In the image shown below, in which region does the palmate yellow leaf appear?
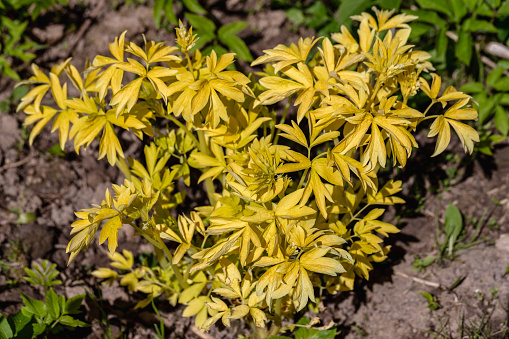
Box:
[294,267,315,311]
[339,113,373,153]
[419,73,441,100]
[98,215,122,254]
[257,76,304,105]
[364,122,386,168]
[366,179,405,205]
[276,188,316,219]
[276,150,311,174]
[25,106,57,146]
[310,130,340,149]
[109,249,134,270]
[438,86,470,105]
[98,123,124,166]
[276,121,308,148]
[50,73,67,110]
[251,37,319,73]
[183,296,210,317]
[448,119,479,154]
[428,115,451,157]
[229,305,249,319]
[110,77,144,116]
[249,308,267,328]
[300,248,345,276]
[51,109,78,150]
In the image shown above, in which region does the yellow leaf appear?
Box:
[99,215,123,254]
[428,115,450,157]
[447,119,479,154]
[110,77,144,116]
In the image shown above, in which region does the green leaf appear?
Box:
[338,0,373,29]
[186,13,216,32]
[0,57,20,81]
[436,28,448,57]
[405,10,447,28]
[45,288,60,320]
[183,0,207,14]
[218,21,249,38]
[409,23,432,40]
[0,315,13,339]
[493,77,509,92]
[462,0,477,10]
[463,19,498,33]
[65,294,85,315]
[47,144,65,157]
[451,0,467,22]
[377,0,402,10]
[7,311,33,337]
[295,326,337,339]
[19,292,46,318]
[419,292,441,310]
[460,82,485,93]
[443,204,463,255]
[265,336,292,339]
[500,93,509,105]
[58,315,88,327]
[219,35,253,62]
[486,0,500,9]
[16,212,36,224]
[153,0,165,29]
[487,68,504,88]
[494,105,509,136]
[164,0,177,25]
[305,2,330,29]
[285,8,305,26]
[475,92,499,124]
[455,31,473,66]
[498,60,509,70]
[499,1,509,16]
[12,85,28,100]
[416,0,452,16]
[32,323,46,336]
[476,2,495,16]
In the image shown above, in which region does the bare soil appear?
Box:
[1,1,508,338]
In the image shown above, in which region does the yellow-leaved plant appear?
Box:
[18,9,479,337]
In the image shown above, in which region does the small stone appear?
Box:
[495,234,509,252]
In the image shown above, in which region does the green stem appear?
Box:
[273,95,293,144]
[423,101,437,116]
[267,298,283,336]
[167,115,200,146]
[131,223,189,289]
[197,130,217,205]
[297,167,310,190]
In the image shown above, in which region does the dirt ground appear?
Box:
[0,1,508,338]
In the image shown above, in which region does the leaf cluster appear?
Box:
[0,260,87,339]
[0,0,68,80]
[17,7,479,337]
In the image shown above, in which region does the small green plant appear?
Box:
[419,292,441,310]
[23,260,62,294]
[0,260,87,339]
[0,0,68,81]
[265,316,337,339]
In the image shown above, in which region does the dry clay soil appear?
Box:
[0,1,508,338]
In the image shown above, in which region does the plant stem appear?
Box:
[273,95,293,144]
[297,167,310,190]
[167,115,200,146]
[131,223,189,289]
[197,130,217,205]
[267,298,283,337]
